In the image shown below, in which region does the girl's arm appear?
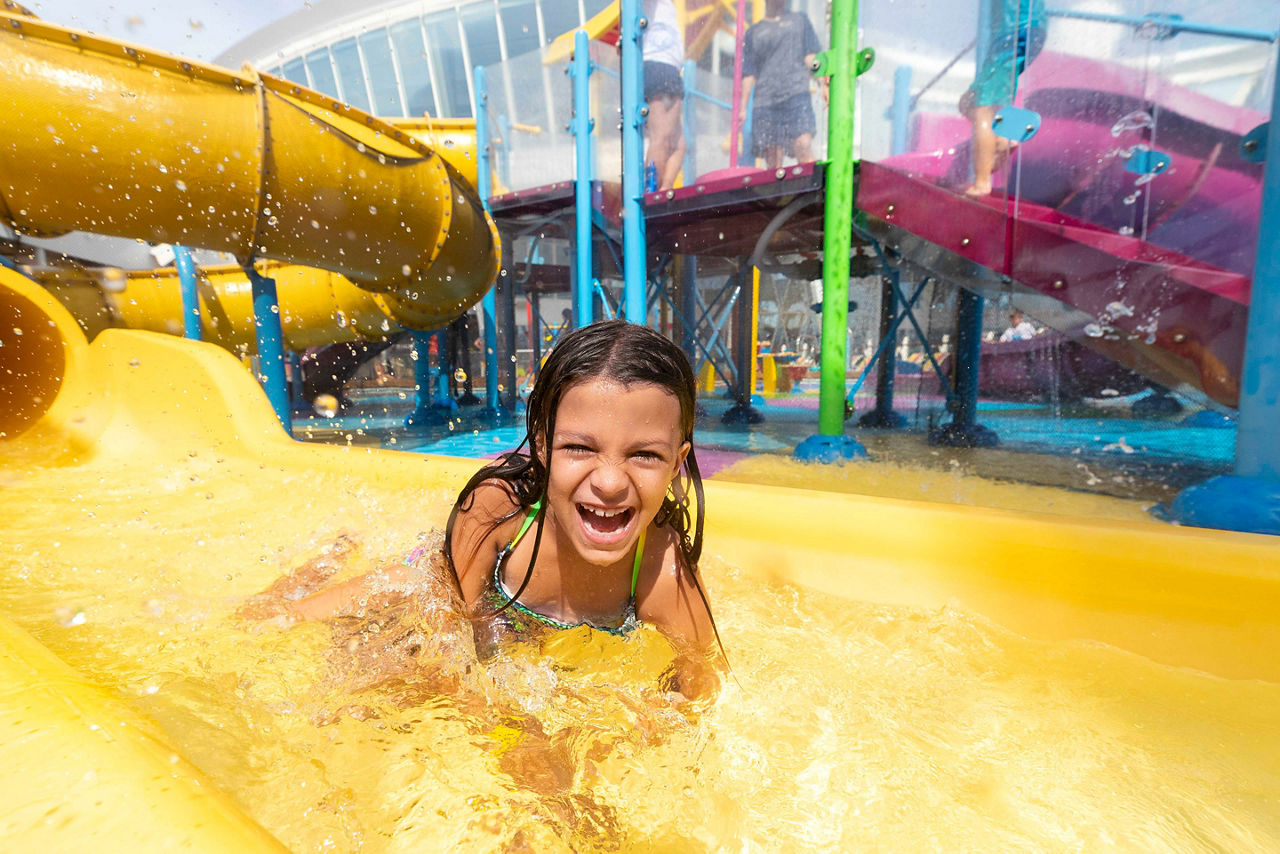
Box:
[279,563,418,622]
[636,532,723,700]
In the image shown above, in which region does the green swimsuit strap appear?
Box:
[508,499,646,599]
[508,499,543,550]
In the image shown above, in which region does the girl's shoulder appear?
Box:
[450,478,525,605]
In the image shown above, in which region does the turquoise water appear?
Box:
[292,389,1235,477]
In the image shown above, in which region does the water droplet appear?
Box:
[453,368,467,383]
[1084,323,1104,338]
[174,179,187,192]
[55,606,86,627]
[312,394,339,418]
[1110,110,1154,137]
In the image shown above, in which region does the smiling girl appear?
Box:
[446,319,723,699]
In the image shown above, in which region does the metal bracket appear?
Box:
[992,106,1041,143]
[1124,145,1171,175]
[1242,122,1268,163]
[810,47,875,78]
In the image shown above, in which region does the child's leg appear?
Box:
[659,100,686,190]
[791,132,814,164]
[650,96,680,190]
[967,103,999,196]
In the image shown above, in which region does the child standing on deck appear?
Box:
[643,0,687,191]
[739,0,827,169]
[245,320,724,701]
[960,0,1047,196]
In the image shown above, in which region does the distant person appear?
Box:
[999,310,1037,341]
[739,0,826,169]
[961,0,1046,196]
[643,0,686,191]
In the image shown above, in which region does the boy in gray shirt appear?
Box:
[739,0,826,168]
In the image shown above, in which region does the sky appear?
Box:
[25,0,307,61]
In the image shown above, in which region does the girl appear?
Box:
[246,320,723,700]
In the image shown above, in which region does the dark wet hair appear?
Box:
[444,319,715,637]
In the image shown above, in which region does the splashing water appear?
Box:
[0,449,1277,850]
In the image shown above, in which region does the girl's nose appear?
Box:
[589,458,628,496]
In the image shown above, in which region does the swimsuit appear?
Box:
[490,501,645,637]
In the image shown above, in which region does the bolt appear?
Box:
[1243,139,1259,152]
[1052,278,1065,289]
[960,237,971,246]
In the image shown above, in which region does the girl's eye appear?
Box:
[631,451,664,462]
[560,444,593,455]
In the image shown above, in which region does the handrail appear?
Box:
[1044,9,1277,44]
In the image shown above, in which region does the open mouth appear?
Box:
[576,503,635,541]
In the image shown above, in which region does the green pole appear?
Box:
[817,0,857,436]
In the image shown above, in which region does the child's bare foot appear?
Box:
[964,181,993,197]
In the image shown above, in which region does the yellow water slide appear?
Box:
[4,255,1280,847]
[0,8,499,345]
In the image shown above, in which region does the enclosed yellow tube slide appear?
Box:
[0,8,499,335]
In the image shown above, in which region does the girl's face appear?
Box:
[543,378,689,567]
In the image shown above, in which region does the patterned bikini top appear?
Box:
[489,501,644,636]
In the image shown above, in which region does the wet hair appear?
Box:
[444,319,716,640]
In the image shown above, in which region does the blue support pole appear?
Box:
[244,265,291,436]
[572,30,596,329]
[620,0,647,322]
[474,64,506,419]
[407,331,434,426]
[173,245,201,341]
[433,329,457,413]
[889,65,913,156]
[1167,65,1280,534]
[930,288,997,447]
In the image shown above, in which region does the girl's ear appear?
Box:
[533,432,549,466]
[674,440,691,477]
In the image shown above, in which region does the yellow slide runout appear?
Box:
[0,613,288,852]
[0,9,499,331]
